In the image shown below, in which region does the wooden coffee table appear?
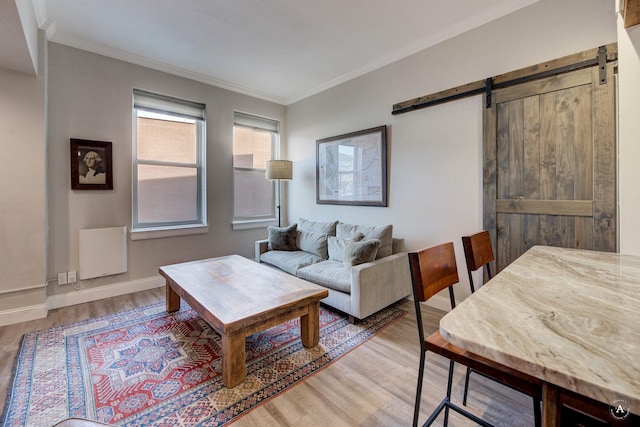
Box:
[159,254,328,388]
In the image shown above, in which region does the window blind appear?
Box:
[133,89,205,120]
[234,112,279,133]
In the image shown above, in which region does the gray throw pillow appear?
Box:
[336,222,393,259]
[297,230,329,258]
[268,223,298,251]
[343,238,380,267]
[328,232,366,262]
[298,218,339,235]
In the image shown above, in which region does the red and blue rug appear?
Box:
[1,301,405,426]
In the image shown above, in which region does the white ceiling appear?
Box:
[7,0,540,105]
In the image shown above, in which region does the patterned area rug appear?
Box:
[1,301,405,426]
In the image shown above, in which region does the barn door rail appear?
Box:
[391,43,617,115]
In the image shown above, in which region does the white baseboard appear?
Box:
[46,276,165,310]
[406,294,452,313]
[0,277,164,326]
[0,304,48,327]
[424,294,452,312]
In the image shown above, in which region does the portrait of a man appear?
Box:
[79,149,106,184]
[70,139,113,190]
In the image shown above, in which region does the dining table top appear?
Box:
[440,245,640,413]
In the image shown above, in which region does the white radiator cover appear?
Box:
[78,226,128,280]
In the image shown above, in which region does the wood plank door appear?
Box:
[483,63,616,272]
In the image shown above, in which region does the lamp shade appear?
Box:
[266,160,292,180]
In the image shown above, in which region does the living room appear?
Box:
[1,0,640,425]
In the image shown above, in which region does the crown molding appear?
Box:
[35,0,540,106]
[49,33,289,105]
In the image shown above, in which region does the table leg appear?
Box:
[300,301,320,347]
[542,382,559,427]
[166,281,180,312]
[222,331,246,388]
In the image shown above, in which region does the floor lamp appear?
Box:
[266,160,292,227]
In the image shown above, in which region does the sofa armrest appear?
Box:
[255,239,270,262]
[349,252,412,319]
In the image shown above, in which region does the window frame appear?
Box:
[232,112,280,230]
[131,90,207,240]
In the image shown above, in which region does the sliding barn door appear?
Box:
[483,63,616,272]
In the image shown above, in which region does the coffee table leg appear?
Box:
[300,301,321,347]
[222,331,246,388]
[166,281,181,312]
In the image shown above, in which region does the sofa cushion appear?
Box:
[268,223,298,251]
[343,239,380,267]
[297,260,351,293]
[336,222,393,259]
[297,230,328,259]
[261,250,323,276]
[298,218,338,235]
[327,232,365,262]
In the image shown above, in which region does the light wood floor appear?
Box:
[0,288,535,426]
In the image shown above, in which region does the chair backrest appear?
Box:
[461,230,494,293]
[408,242,459,303]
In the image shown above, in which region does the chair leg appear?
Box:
[443,360,455,426]
[413,349,427,427]
[533,398,542,427]
[418,356,496,427]
[462,367,472,405]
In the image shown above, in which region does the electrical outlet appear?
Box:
[58,272,67,285]
[68,271,76,283]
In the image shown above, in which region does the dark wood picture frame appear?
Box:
[316,125,387,206]
[70,139,113,190]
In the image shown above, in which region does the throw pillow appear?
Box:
[328,232,365,262]
[298,218,339,236]
[268,223,298,251]
[297,230,329,259]
[343,238,380,267]
[336,222,393,259]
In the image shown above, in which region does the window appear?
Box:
[233,112,279,227]
[132,90,206,238]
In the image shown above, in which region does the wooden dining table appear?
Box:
[439,245,640,426]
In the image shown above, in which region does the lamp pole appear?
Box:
[276,179,282,227]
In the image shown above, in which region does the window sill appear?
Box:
[232,218,278,230]
[130,224,208,240]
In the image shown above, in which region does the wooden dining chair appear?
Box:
[409,242,543,427]
[461,231,541,427]
[461,230,494,293]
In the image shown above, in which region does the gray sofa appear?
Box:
[255,218,412,321]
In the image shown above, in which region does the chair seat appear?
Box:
[424,331,543,400]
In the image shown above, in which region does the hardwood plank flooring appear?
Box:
[0,289,534,426]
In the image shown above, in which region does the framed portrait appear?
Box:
[316,125,387,206]
[70,139,113,190]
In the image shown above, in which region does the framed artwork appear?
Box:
[70,139,113,190]
[316,125,387,206]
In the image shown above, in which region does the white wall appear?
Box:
[618,12,640,255]
[286,0,617,306]
[0,66,47,314]
[46,44,285,297]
